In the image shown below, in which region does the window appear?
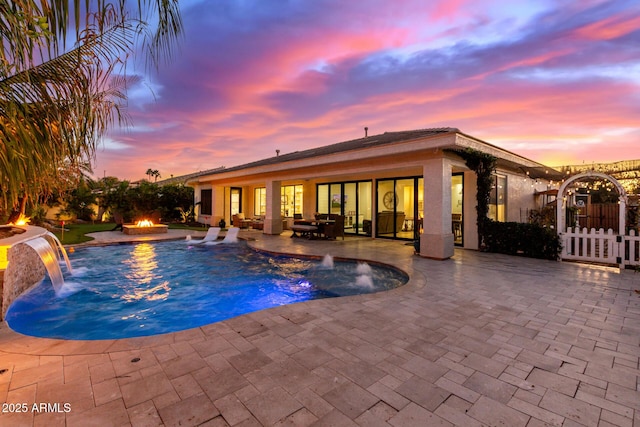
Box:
[281,185,302,217]
[230,187,242,216]
[200,189,212,215]
[254,188,266,216]
[489,175,507,222]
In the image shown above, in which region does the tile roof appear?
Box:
[187,127,459,181]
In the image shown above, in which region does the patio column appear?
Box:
[420,158,454,259]
[212,186,225,226]
[264,180,283,235]
[463,170,478,250]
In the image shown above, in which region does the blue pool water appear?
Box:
[6,240,407,340]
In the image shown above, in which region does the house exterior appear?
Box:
[186,128,557,259]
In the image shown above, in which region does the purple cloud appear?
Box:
[96,0,640,179]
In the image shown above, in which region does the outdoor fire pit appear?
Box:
[122,220,168,235]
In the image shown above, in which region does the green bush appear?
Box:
[483,221,562,260]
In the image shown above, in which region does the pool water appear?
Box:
[6,240,407,340]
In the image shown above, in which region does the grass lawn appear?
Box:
[52,223,115,245]
[51,223,208,245]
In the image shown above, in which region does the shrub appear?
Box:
[483,221,561,260]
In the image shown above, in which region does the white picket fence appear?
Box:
[561,227,640,267]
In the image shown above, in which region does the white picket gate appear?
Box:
[624,230,640,266]
[561,227,640,267]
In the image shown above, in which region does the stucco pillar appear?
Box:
[303,181,315,217]
[420,158,454,259]
[463,171,479,250]
[212,186,226,226]
[264,180,283,234]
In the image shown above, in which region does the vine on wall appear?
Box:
[446,148,497,248]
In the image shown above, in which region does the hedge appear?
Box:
[482,221,562,260]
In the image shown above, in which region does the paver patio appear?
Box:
[0,229,638,426]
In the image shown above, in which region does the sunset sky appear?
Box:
[94,0,640,181]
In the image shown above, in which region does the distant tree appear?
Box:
[144,169,161,182]
[60,177,97,221]
[93,176,122,221]
[101,179,134,222]
[158,184,194,222]
[129,181,160,218]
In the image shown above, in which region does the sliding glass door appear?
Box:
[452,173,464,245]
[316,181,372,235]
[376,177,423,240]
[230,187,242,216]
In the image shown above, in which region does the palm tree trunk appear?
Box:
[19,195,28,215]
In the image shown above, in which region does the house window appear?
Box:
[489,175,507,222]
[200,189,212,215]
[254,187,266,216]
[230,187,242,216]
[281,185,302,217]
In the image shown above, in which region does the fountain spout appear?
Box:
[320,254,334,269]
[22,232,72,294]
[24,237,65,293]
[44,232,73,275]
[1,226,74,319]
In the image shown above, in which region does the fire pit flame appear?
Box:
[9,213,30,226]
[136,219,154,227]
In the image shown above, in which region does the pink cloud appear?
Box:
[93,0,640,180]
[574,11,640,40]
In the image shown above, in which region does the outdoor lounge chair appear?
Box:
[205,227,240,245]
[186,227,220,244]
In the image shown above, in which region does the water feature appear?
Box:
[354,262,374,289]
[356,262,373,275]
[23,233,72,294]
[43,232,73,275]
[6,241,407,340]
[320,254,334,269]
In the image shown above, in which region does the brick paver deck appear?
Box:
[0,229,638,426]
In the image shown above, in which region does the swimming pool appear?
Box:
[6,240,407,340]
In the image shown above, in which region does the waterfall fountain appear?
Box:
[0,226,72,319]
[44,232,73,274]
[24,233,72,294]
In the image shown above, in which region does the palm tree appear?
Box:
[0,1,182,217]
[145,168,161,182]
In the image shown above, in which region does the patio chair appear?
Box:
[186,227,220,244]
[205,227,240,245]
[232,213,252,229]
[323,215,345,240]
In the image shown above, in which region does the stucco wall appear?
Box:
[502,170,549,223]
[1,243,45,320]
